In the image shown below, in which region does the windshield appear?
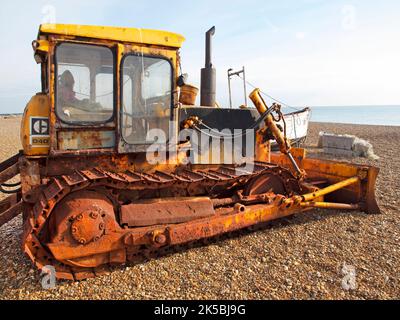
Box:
[56,43,114,123]
[121,55,172,144]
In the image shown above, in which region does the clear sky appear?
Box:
[0,0,399,113]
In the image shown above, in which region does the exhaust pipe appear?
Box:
[201,26,216,107]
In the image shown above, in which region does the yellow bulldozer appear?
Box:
[0,24,380,280]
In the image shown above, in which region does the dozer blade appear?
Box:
[271,148,381,214]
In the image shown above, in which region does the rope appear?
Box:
[192,106,278,139]
[275,106,290,150]
[235,73,310,146]
[236,74,300,111]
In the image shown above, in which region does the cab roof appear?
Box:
[39,24,185,48]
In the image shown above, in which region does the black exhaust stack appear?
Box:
[201,26,216,107]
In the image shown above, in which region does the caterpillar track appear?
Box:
[22,162,301,280]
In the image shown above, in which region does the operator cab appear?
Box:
[22,24,184,156]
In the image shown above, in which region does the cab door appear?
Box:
[118,46,178,154]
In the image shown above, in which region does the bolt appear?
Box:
[71,226,78,234]
[234,203,246,213]
[90,212,99,219]
[154,234,167,245]
[79,238,86,245]
[294,196,302,205]
[99,223,105,230]
[76,214,84,221]
[93,236,100,242]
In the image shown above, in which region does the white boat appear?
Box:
[272,107,312,149]
[225,68,311,149]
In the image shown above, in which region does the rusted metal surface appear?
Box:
[58,130,115,151]
[48,200,302,260]
[271,152,380,214]
[244,172,288,196]
[255,130,270,162]
[0,152,21,172]
[0,163,19,185]
[0,194,18,216]
[46,190,124,267]
[0,201,22,227]
[19,157,41,203]
[300,202,360,210]
[249,89,304,178]
[167,202,297,245]
[249,89,291,154]
[18,154,381,280]
[302,176,360,202]
[120,197,215,227]
[12,26,381,282]
[179,85,199,105]
[364,166,381,214]
[22,162,300,278]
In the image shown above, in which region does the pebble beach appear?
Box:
[0,116,399,300]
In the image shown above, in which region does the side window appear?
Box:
[122,75,133,137]
[56,43,114,123]
[58,65,90,101]
[142,60,172,100]
[95,73,114,109]
[121,55,172,145]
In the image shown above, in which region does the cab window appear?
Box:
[56,43,114,123]
[121,55,172,144]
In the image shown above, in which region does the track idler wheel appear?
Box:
[244,173,286,196]
[243,169,301,197]
[47,190,124,268]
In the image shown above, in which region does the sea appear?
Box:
[306,106,400,126]
[1,106,400,126]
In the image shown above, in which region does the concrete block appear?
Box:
[321,134,355,150]
[317,131,325,148]
[320,132,379,160]
[323,147,354,157]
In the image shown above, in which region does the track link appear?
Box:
[22,162,300,280]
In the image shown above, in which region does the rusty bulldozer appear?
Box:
[0,24,380,280]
